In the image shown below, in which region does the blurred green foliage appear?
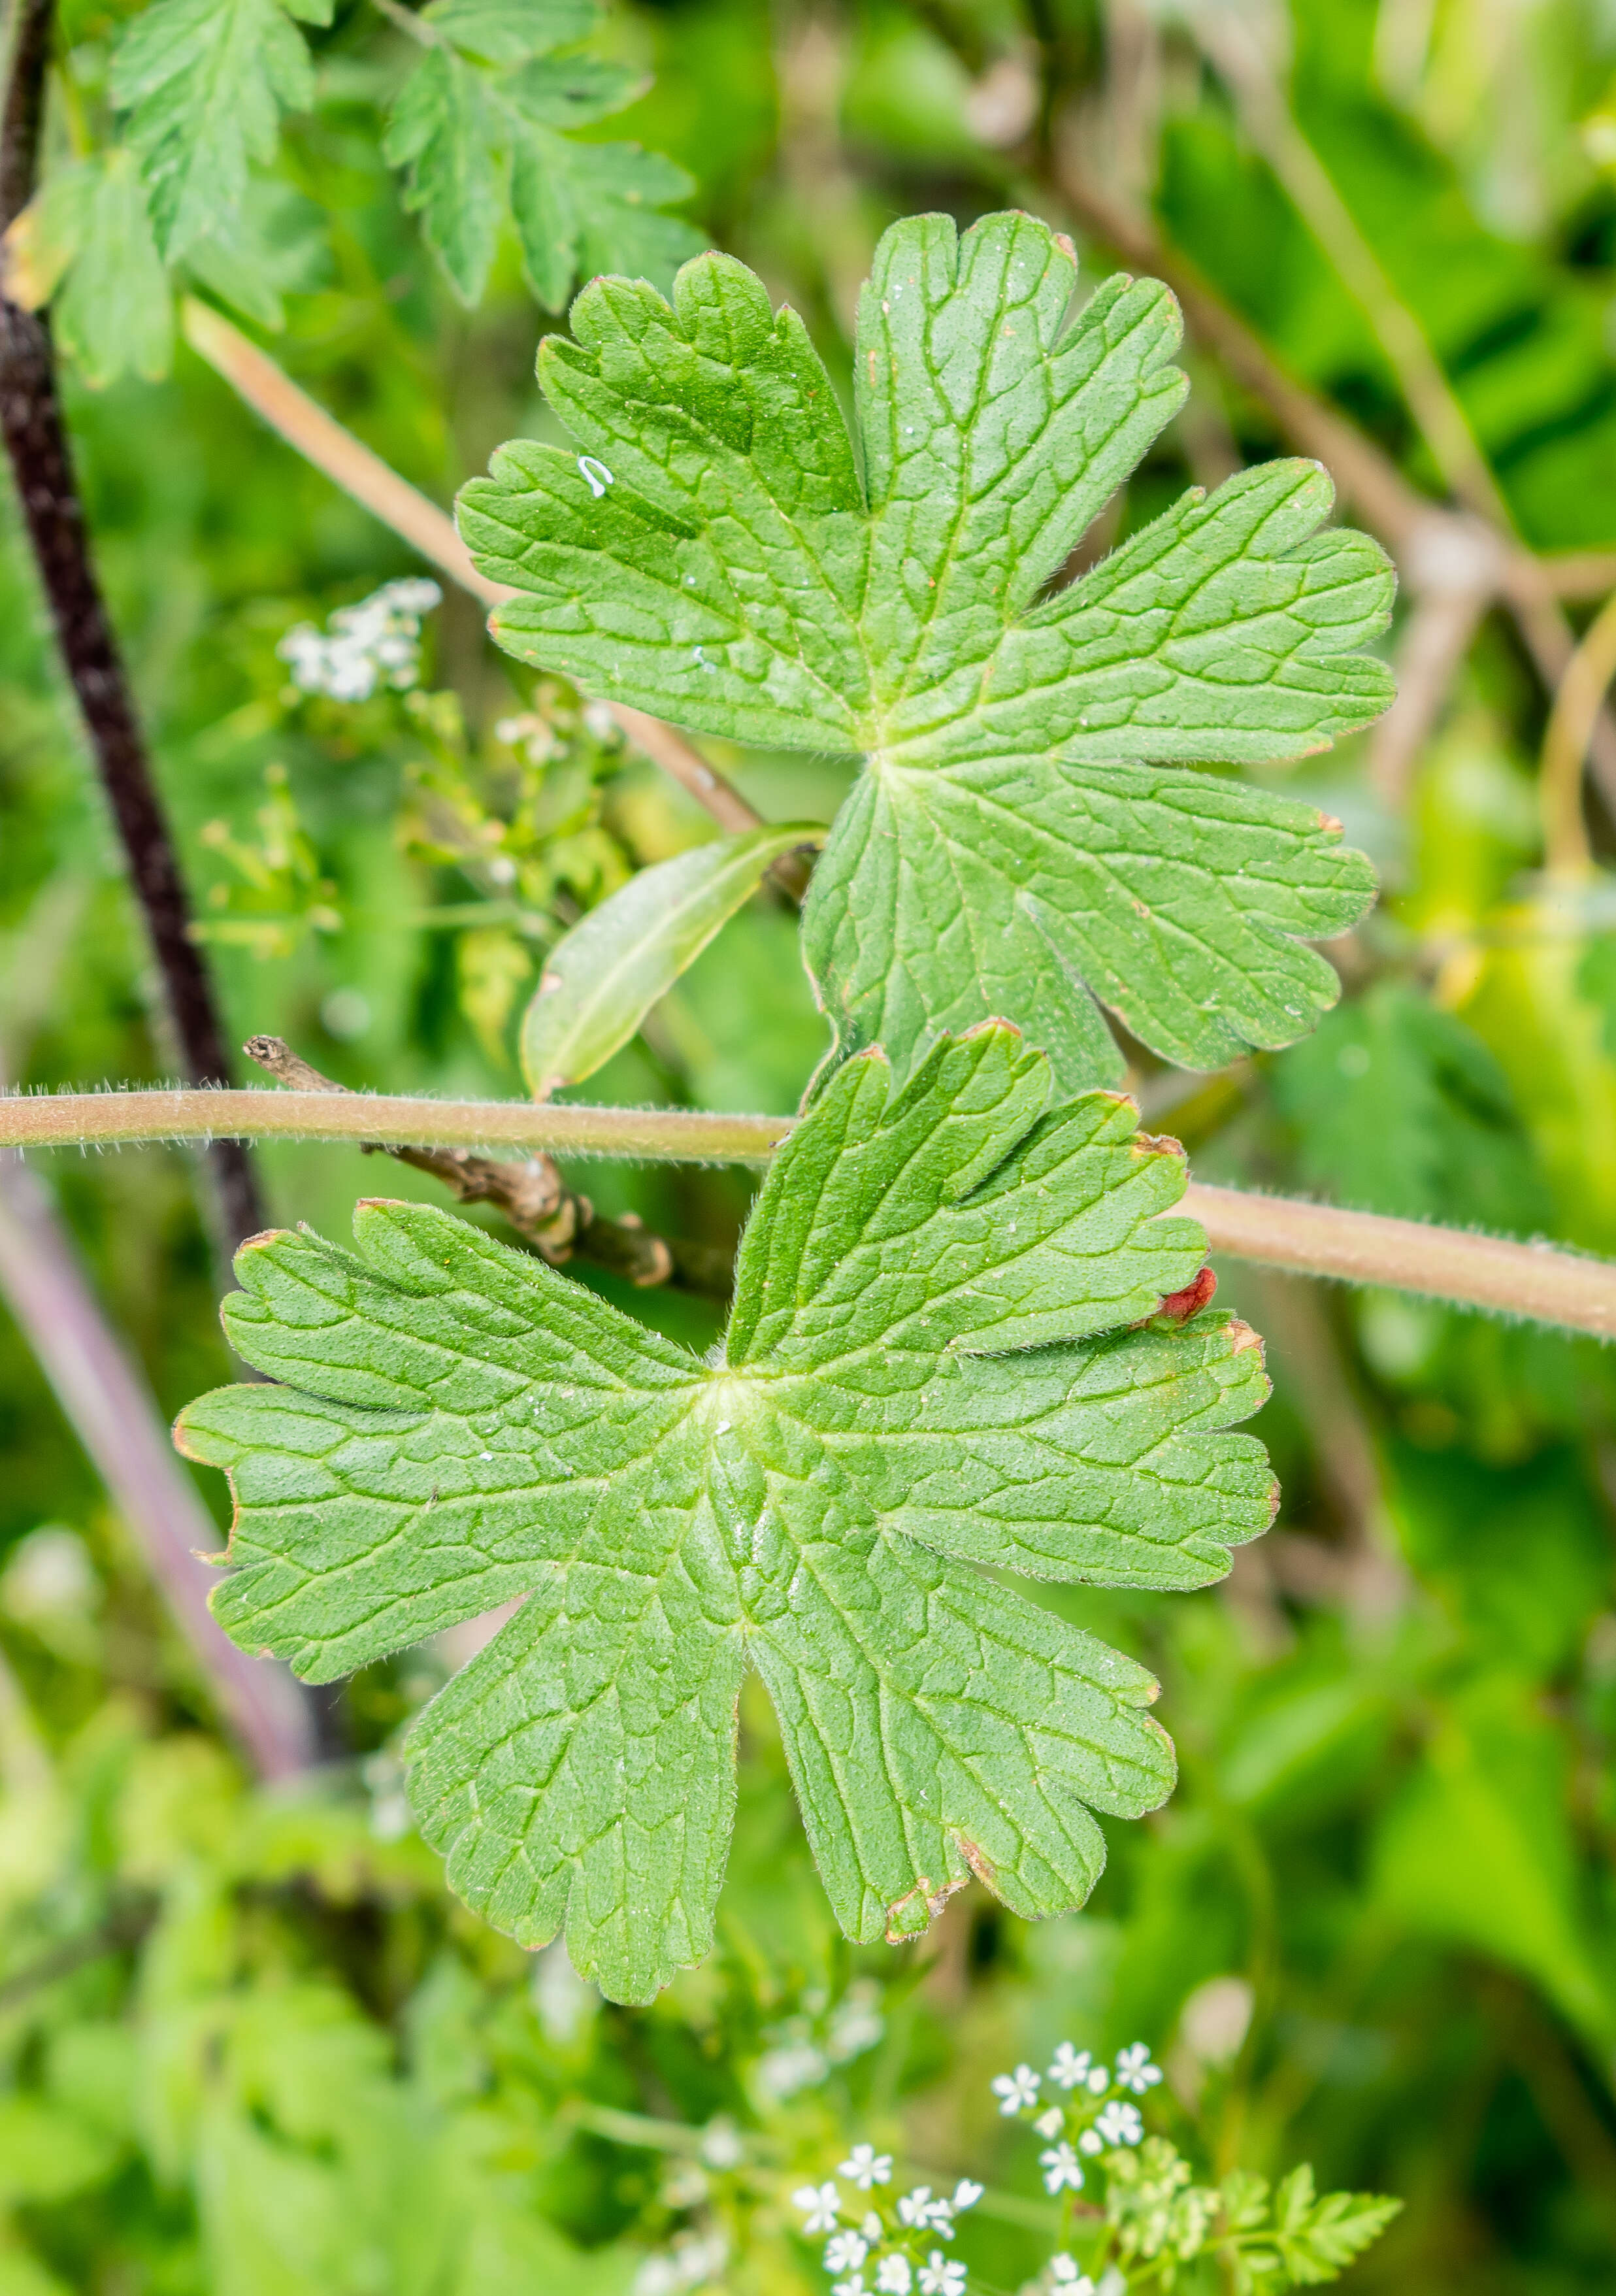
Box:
[3,0,1616,2290]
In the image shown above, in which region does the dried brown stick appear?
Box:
[242,1037,734,1301]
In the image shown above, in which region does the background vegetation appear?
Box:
[2,0,1616,2289]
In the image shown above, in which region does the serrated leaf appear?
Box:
[422,0,595,65]
[459,209,1391,1090]
[386,42,700,309]
[110,0,320,261]
[520,822,822,1097]
[504,125,704,311]
[1,152,172,388]
[177,1024,1275,2002]
[1264,2165,1402,2284]
[384,46,504,305]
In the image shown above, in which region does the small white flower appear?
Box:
[832,2278,866,2296]
[899,2186,953,2231]
[991,2063,1042,2114]
[1114,2044,1163,2095]
[876,2261,914,2295]
[1040,2143,1085,2195]
[1047,2042,1093,2091]
[794,2182,842,2234]
[1095,2101,1144,2148]
[826,2233,870,2272]
[918,2254,967,2296]
[861,2214,884,2242]
[840,2145,893,2191]
[1085,2066,1110,2096]
[1049,2259,1095,2293]
[951,2180,983,2212]
[278,578,440,701]
[1078,2128,1104,2156]
[1034,2106,1065,2139]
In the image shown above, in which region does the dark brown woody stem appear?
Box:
[0,0,263,1252]
[242,1038,735,1301]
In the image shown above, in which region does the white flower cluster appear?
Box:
[990,2044,1159,2199]
[278,577,441,701]
[791,2161,983,2295]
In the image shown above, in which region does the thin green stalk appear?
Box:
[0,1086,1611,1337]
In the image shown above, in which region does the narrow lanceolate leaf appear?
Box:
[177,1025,1276,2003]
[110,0,329,261]
[459,209,1391,1090]
[520,823,823,1098]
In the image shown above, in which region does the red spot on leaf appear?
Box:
[1155,1267,1217,1325]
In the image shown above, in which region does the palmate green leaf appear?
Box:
[110,0,331,263]
[1267,2167,1403,2287]
[177,1025,1276,2003]
[459,209,1391,1090]
[519,822,822,1097]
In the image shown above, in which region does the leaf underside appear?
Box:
[459,207,1391,1092]
[179,1025,1276,2003]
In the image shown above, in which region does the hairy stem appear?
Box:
[244,1036,734,1299]
[1,1086,1611,1337]
[176,299,812,897]
[0,10,263,1251]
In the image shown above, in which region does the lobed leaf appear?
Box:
[460,209,1393,1090]
[179,1025,1275,2003]
[384,2,702,310]
[110,0,326,261]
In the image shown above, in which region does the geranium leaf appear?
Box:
[459,209,1391,1089]
[177,1025,1275,2003]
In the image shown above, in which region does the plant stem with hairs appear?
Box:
[0,1082,1611,1339]
[243,1036,734,1300]
[0,0,263,1252]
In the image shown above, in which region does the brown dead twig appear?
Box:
[242,1037,734,1301]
